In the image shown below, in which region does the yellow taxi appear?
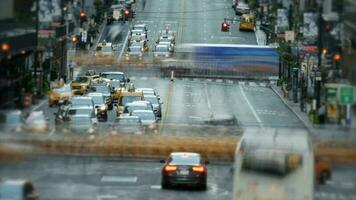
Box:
[239,14,255,31]
[113,84,144,116]
[70,76,92,95]
[48,84,72,107]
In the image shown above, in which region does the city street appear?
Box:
[0,156,355,200]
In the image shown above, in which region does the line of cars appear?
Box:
[51,71,162,134]
[125,24,176,62]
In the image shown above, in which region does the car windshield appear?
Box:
[69,117,91,125]
[53,85,71,93]
[92,86,110,93]
[71,99,92,106]
[144,96,159,105]
[119,96,142,106]
[132,111,155,120]
[156,46,168,52]
[169,154,201,165]
[74,77,89,83]
[101,73,124,81]
[68,109,92,116]
[101,46,112,53]
[117,118,141,125]
[89,95,104,104]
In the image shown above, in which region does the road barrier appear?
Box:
[1,135,356,163]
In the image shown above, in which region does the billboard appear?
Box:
[303,13,318,42]
[276,9,289,33]
[36,0,62,23]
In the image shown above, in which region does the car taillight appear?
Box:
[192,166,205,173]
[164,165,177,172]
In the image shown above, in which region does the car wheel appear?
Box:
[319,171,329,184]
[199,181,207,190]
[161,180,170,189]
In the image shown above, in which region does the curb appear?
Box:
[270,86,311,131]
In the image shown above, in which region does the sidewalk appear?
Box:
[271,85,356,142]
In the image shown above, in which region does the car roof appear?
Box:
[132,110,153,113]
[125,101,147,106]
[87,92,104,97]
[72,96,93,100]
[102,71,124,75]
[132,100,150,104]
[119,115,140,119]
[134,24,146,28]
[143,94,157,98]
[71,114,91,118]
[69,105,93,110]
[156,44,169,48]
[170,152,201,157]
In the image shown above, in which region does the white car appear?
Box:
[153,44,172,59]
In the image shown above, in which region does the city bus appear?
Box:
[231,128,314,200]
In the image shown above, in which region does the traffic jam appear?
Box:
[49,70,162,135]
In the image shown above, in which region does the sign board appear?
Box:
[81,31,87,43]
[285,31,295,42]
[339,87,354,105]
[326,87,337,104]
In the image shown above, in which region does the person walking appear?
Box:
[69,60,76,80]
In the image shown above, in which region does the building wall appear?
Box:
[0,0,14,20]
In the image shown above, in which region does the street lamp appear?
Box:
[1,42,10,52]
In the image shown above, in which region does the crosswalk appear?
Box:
[129,76,276,87]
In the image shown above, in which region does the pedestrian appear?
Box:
[69,60,76,80]
[318,103,326,124]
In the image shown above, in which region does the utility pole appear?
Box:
[34,0,39,101]
[316,1,323,110]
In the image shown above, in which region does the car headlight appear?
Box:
[148,124,156,129]
[100,105,107,110]
[87,127,94,134]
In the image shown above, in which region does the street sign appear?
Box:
[285,31,295,42]
[339,87,354,105]
[81,31,87,43]
[326,87,337,104]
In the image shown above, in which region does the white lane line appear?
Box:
[101,176,138,183]
[151,185,162,189]
[239,84,263,127]
[204,83,212,114]
[260,82,267,87]
[117,30,130,61]
[97,195,118,200]
[32,99,47,111]
[238,81,245,85]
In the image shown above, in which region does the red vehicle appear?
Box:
[221,21,230,31]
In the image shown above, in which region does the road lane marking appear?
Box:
[101,176,138,183]
[204,83,212,115]
[239,84,263,127]
[97,195,118,200]
[117,29,130,62]
[178,0,185,44]
[159,81,174,135]
[151,185,162,189]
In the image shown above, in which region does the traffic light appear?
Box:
[321,48,329,55]
[332,53,341,62]
[71,35,78,43]
[79,11,87,26]
[1,42,10,52]
[124,9,130,17]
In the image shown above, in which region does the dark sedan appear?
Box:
[161,152,208,190]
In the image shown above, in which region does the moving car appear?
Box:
[100,71,130,84]
[113,116,143,134]
[153,44,172,61]
[158,29,176,44]
[137,88,159,96]
[234,2,249,15]
[70,96,94,108]
[125,45,144,61]
[90,83,114,110]
[239,14,255,31]
[0,179,40,200]
[130,110,159,133]
[70,76,92,95]
[67,114,97,133]
[115,88,144,115]
[48,84,72,107]
[86,93,108,121]
[95,42,115,57]
[161,152,208,189]
[132,24,148,34]
[144,94,162,118]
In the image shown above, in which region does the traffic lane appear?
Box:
[181,0,256,45]
[240,85,304,128]
[315,165,356,200]
[0,156,233,200]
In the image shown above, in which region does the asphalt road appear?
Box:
[1,156,355,200]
